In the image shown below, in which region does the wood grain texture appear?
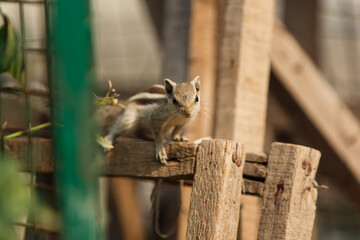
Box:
[246,152,268,163]
[243,179,264,196]
[258,142,321,240]
[244,163,267,179]
[271,20,360,205]
[215,0,275,153]
[186,140,245,240]
[6,137,267,181]
[6,137,53,173]
[105,138,197,178]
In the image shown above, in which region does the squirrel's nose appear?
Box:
[182,107,192,117]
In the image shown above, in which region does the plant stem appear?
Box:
[4,122,51,141]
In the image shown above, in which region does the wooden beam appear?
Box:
[243,179,264,196]
[258,142,320,240]
[5,137,267,181]
[109,178,145,240]
[271,20,360,206]
[186,140,245,239]
[185,0,219,140]
[215,0,275,152]
[105,139,197,178]
[213,0,275,239]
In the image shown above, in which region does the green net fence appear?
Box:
[0,0,101,239]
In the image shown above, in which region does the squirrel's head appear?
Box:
[164,76,200,118]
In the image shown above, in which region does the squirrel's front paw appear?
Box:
[172,136,189,142]
[156,144,168,164]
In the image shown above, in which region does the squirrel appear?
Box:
[104,76,200,164]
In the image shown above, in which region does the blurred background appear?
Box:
[0,0,360,239]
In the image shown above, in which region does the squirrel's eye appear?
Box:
[195,95,199,102]
[173,98,178,104]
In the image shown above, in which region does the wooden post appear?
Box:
[271,20,360,208]
[109,178,145,240]
[215,0,275,149]
[186,0,219,140]
[186,140,245,239]
[258,142,321,240]
[214,0,275,239]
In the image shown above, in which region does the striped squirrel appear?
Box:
[105,76,200,164]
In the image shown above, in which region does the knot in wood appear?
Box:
[302,161,312,176]
[232,152,242,167]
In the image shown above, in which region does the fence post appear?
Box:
[258,142,321,240]
[49,0,100,239]
[186,140,245,239]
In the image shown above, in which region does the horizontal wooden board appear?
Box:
[4,137,267,182]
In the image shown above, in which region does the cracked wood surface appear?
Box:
[5,137,267,182]
[186,140,245,239]
[258,142,320,240]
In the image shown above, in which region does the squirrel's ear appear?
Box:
[164,78,176,94]
[191,76,200,92]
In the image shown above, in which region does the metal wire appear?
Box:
[0,0,45,3]
[13,221,58,234]
[18,0,39,238]
[0,0,101,238]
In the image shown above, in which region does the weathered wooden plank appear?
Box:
[246,152,268,164]
[6,137,53,173]
[6,137,268,180]
[258,142,321,240]
[106,138,196,178]
[271,20,360,207]
[244,163,267,179]
[186,140,245,240]
[243,179,264,196]
[215,0,275,153]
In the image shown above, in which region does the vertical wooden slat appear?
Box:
[258,142,321,240]
[214,0,275,151]
[176,184,192,240]
[109,178,145,240]
[213,0,275,239]
[186,140,245,239]
[186,0,219,140]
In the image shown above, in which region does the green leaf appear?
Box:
[0,160,60,238]
[96,134,113,149]
[0,161,29,240]
[0,12,24,86]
